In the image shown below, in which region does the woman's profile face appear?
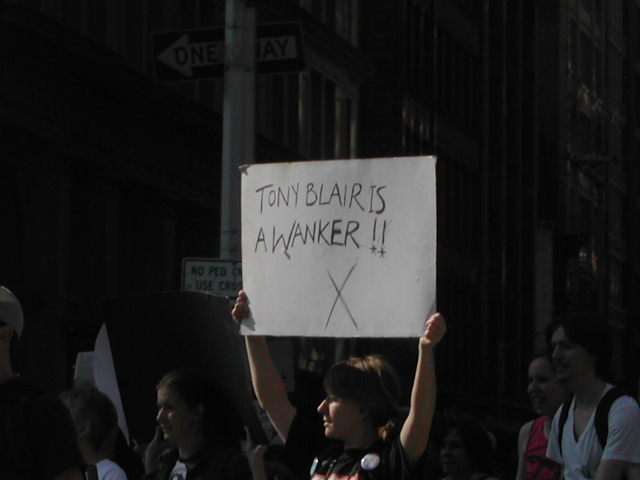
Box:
[440,429,472,476]
[156,385,202,447]
[527,356,566,417]
[317,393,363,442]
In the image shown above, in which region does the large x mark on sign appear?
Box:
[325,263,359,331]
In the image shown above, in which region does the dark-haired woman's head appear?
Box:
[320,354,401,441]
[545,312,613,382]
[155,368,242,449]
[439,415,495,477]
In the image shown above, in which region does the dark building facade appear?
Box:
[358,0,640,430]
[0,0,369,391]
[1,0,638,467]
[358,0,540,437]
[536,0,640,394]
[1,4,218,390]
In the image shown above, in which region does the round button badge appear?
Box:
[360,453,381,471]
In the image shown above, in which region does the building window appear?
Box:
[580,31,592,87]
[594,46,603,94]
[303,0,358,45]
[310,70,323,158]
[433,29,479,133]
[62,0,87,33]
[637,7,640,62]
[286,73,301,153]
[336,0,356,44]
[323,80,336,158]
[609,257,625,314]
[636,72,640,118]
[301,69,357,160]
[579,112,592,152]
[336,88,353,158]
[609,0,623,31]
[569,20,578,73]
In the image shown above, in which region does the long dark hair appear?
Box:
[156,368,244,449]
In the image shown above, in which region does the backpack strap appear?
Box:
[557,395,573,457]
[561,387,630,455]
[594,387,626,450]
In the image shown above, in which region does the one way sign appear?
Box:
[152,22,304,82]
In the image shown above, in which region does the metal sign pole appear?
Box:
[220,0,255,260]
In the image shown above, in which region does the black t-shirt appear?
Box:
[146,444,252,480]
[284,408,414,480]
[0,376,83,479]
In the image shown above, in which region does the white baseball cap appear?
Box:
[0,286,23,338]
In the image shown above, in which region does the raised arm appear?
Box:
[233,291,297,442]
[399,313,447,468]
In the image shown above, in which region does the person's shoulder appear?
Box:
[608,395,640,425]
[517,419,535,451]
[202,446,251,479]
[608,387,640,413]
[519,419,535,438]
[611,393,639,406]
[378,435,417,475]
[600,389,640,441]
[1,376,66,416]
[97,458,129,480]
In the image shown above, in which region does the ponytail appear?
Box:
[377,418,398,441]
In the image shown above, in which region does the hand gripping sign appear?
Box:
[240,156,437,338]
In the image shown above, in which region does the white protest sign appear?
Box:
[94,324,130,442]
[240,156,437,337]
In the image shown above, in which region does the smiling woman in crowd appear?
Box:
[142,368,252,480]
[515,351,567,480]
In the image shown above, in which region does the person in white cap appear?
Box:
[0,285,85,480]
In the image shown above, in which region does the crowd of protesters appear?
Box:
[2,284,640,480]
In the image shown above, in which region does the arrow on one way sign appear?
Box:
[157,34,224,78]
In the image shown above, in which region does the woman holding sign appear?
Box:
[232,290,446,480]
